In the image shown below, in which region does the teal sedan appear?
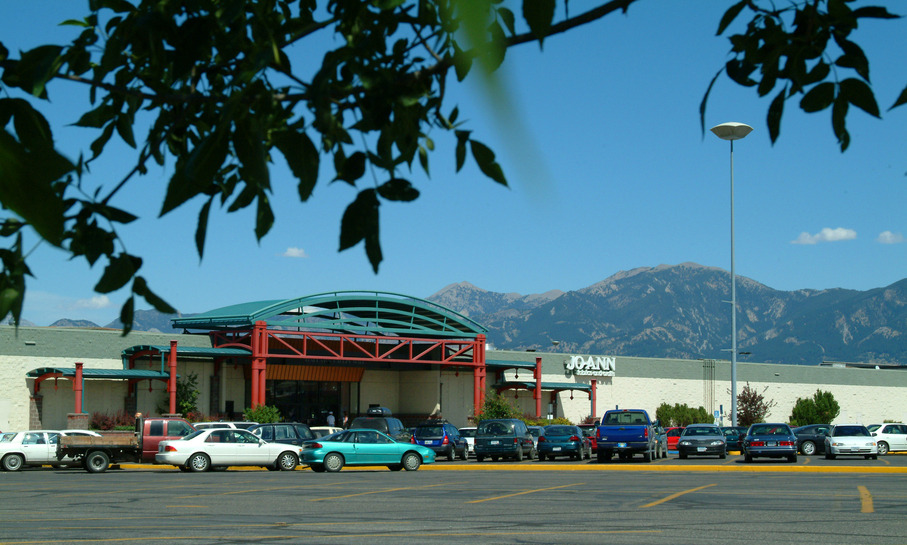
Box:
[300,429,436,472]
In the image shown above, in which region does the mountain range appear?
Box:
[22,263,907,365]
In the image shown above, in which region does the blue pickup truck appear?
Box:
[596,409,657,463]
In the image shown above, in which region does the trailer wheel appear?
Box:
[85,451,110,473]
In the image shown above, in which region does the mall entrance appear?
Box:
[264,380,355,426]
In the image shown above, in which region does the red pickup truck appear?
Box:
[57,415,195,472]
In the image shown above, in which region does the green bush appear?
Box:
[653,403,713,426]
[737,383,777,427]
[244,404,282,423]
[473,393,521,422]
[789,390,840,426]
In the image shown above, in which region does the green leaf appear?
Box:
[839,78,880,118]
[334,150,367,185]
[92,0,136,13]
[852,6,899,20]
[118,296,134,336]
[95,253,142,294]
[767,88,785,144]
[233,119,269,190]
[2,45,63,97]
[133,276,176,314]
[418,145,429,176]
[799,82,835,113]
[455,130,470,171]
[890,85,907,110]
[8,99,54,151]
[469,139,507,186]
[115,114,136,148]
[161,129,229,216]
[272,130,319,201]
[255,193,274,240]
[832,97,850,151]
[497,7,516,35]
[339,189,382,273]
[717,1,747,35]
[699,69,723,136]
[377,178,420,202]
[522,0,555,46]
[195,197,212,260]
[833,38,870,81]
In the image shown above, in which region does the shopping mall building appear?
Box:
[2,291,905,431]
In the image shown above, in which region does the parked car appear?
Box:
[459,426,476,457]
[194,421,258,430]
[665,427,685,452]
[825,424,878,459]
[538,425,591,461]
[792,424,831,455]
[720,426,748,453]
[474,418,535,462]
[1,431,64,471]
[577,424,598,453]
[247,422,315,446]
[301,429,435,472]
[867,423,907,455]
[311,426,343,438]
[677,424,726,459]
[741,423,798,463]
[411,421,468,461]
[156,428,302,472]
[528,426,545,453]
[348,407,410,442]
[653,426,668,458]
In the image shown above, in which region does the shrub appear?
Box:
[654,403,713,426]
[244,404,282,423]
[737,383,777,427]
[472,393,521,422]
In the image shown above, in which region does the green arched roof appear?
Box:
[171,291,488,339]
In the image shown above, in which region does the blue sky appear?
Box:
[3,1,905,327]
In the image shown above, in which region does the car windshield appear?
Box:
[833,426,869,437]
[749,425,791,436]
[184,430,205,441]
[684,427,719,436]
[867,424,881,432]
[0,433,14,443]
[415,426,444,437]
[603,411,647,425]
[529,428,541,437]
[351,418,388,432]
[478,421,514,435]
[460,429,475,438]
[545,426,575,436]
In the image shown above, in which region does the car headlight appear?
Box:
[710,441,725,446]
[867,442,876,447]
[679,441,691,446]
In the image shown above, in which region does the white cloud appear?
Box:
[877,231,904,244]
[72,295,112,310]
[791,227,857,245]
[282,247,309,258]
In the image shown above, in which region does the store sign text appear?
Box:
[565,356,616,376]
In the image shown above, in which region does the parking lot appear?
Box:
[1,453,905,545]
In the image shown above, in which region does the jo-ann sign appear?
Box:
[564,355,616,377]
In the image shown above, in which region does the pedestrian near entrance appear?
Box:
[326,411,335,427]
[342,411,349,427]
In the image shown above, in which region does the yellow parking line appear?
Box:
[467,483,582,504]
[639,484,716,508]
[858,485,874,513]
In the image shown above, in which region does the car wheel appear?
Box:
[2,454,24,472]
[459,448,468,461]
[402,452,421,471]
[529,447,537,461]
[188,453,210,472]
[447,446,455,462]
[476,455,485,462]
[514,446,523,462]
[800,441,816,456]
[323,453,344,472]
[84,451,110,473]
[277,451,298,471]
[878,441,889,455]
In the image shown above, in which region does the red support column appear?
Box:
[473,335,487,413]
[590,379,598,421]
[74,362,84,413]
[250,321,268,408]
[534,357,542,418]
[168,340,178,415]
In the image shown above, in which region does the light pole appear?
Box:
[710,121,753,428]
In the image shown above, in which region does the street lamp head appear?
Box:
[710,122,753,141]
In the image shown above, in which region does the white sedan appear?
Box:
[156,428,302,472]
[0,430,104,471]
[824,424,879,460]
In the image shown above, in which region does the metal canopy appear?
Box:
[121,345,252,358]
[26,367,171,380]
[486,359,538,369]
[495,381,592,392]
[171,291,488,338]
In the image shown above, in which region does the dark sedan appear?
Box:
[720,426,748,452]
[741,423,798,463]
[677,424,726,459]
[537,425,591,461]
[793,424,830,455]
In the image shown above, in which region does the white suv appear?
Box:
[868,423,907,455]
